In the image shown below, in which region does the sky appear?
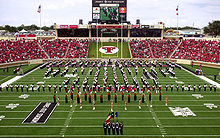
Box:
[0,0,219,28]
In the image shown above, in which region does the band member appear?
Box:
[204,84,207,92]
[89,94,91,103]
[10,85,13,92]
[176,84,179,92]
[128,94,130,103]
[114,94,117,103]
[159,92,162,101]
[111,101,114,112]
[80,99,82,109]
[59,84,62,92]
[0,85,2,92]
[94,92,97,101]
[170,84,174,92]
[119,122,123,135]
[93,100,95,110]
[182,85,185,92]
[25,85,28,92]
[84,92,87,101]
[6,85,9,92]
[107,123,111,135]
[134,92,137,101]
[48,84,52,92]
[42,84,45,92]
[116,121,120,135]
[77,94,80,103]
[108,92,111,101]
[193,85,196,92]
[53,95,56,103]
[165,96,168,106]
[139,99,141,109]
[31,84,34,92]
[70,91,73,101]
[65,93,68,103]
[125,101,127,110]
[112,121,116,135]
[100,94,103,103]
[149,92,151,102]
[103,122,107,135]
[15,84,19,92]
[37,84,40,92]
[165,84,168,91]
[188,84,191,91]
[214,85,217,92]
[142,94,145,103]
[121,92,124,101]
[210,85,213,92]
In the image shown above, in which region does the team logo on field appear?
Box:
[19,94,30,99]
[192,94,203,99]
[0,115,5,121]
[204,103,218,109]
[169,107,196,117]
[99,46,119,54]
[6,104,19,109]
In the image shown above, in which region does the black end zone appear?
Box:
[22,102,57,124]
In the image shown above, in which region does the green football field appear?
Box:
[0,62,219,138]
[88,42,131,58]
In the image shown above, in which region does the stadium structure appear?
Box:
[0,0,220,137]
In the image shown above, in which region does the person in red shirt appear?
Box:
[53,95,56,103]
[134,92,137,101]
[159,92,162,101]
[65,93,68,103]
[77,94,80,103]
[89,94,91,103]
[100,94,103,103]
[115,94,117,103]
[84,92,87,101]
[142,94,145,103]
[149,92,151,102]
[121,92,124,101]
[128,94,130,103]
[108,92,111,101]
[94,92,96,101]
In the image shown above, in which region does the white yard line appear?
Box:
[1,66,41,88]
[182,67,220,89]
[60,101,76,137]
[146,101,167,137]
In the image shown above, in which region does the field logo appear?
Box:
[0,115,5,121]
[6,104,19,109]
[192,94,203,99]
[204,103,218,109]
[99,46,119,54]
[169,107,196,117]
[19,94,30,99]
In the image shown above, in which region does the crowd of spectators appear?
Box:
[171,39,219,63]
[130,39,219,63]
[0,40,47,63]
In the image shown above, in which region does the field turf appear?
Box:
[88,42,131,58]
[0,63,219,137]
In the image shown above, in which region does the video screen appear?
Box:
[100,6,119,21]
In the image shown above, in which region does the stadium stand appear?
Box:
[0,40,47,63]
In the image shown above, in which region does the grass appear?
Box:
[181,64,220,84]
[0,62,219,137]
[88,42,131,58]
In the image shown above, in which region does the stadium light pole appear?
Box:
[96,19,98,59]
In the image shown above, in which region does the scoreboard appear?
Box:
[92,0,127,24]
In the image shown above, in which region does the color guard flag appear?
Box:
[37,5,41,13]
[106,113,112,123]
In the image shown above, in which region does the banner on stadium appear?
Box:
[78,25,88,29]
[69,25,78,29]
[60,25,69,29]
[132,25,140,29]
[119,7,126,13]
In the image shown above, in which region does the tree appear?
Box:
[203,21,220,36]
